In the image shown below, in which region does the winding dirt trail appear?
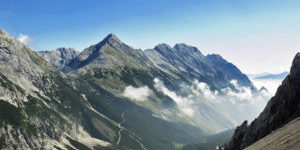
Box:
[116,113,125,146]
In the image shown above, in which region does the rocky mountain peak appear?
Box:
[100,33,123,47]
[290,52,300,80]
[63,33,152,73]
[106,33,118,39]
[153,43,177,58]
[207,54,227,64]
[173,43,188,48]
[174,43,202,55]
[154,43,173,51]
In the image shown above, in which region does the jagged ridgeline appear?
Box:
[0,28,257,150]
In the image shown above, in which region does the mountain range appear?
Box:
[254,71,289,80]
[248,71,289,80]
[0,28,272,150]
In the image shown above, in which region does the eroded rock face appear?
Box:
[145,43,255,90]
[206,54,253,88]
[38,47,79,69]
[224,52,300,150]
[0,29,111,150]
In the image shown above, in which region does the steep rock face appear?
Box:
[146,44,255,90]
[38,47,79,69]
[146,44,221,90]
[224,52,300,150]
[207,54,253,88]
[152,43,216,77]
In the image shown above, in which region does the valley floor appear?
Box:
[245,117,300,150]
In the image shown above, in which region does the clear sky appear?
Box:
[0,0,299,74]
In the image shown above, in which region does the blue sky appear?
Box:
[0,0,300,74]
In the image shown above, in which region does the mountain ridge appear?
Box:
[252,71,289,80]
[63,33,152,74]
[0,29,265,150]
[38,47,79,69]
[43,33,259,133]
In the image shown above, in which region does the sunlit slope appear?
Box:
[245,117,300,150]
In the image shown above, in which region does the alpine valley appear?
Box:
[0,28,275,150]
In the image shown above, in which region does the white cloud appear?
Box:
[193,80,218,100]
[122,85,152,101]
[221,80,253,102]
[17,34,33,44]
[154,78,195,117]
[153,78,272,126]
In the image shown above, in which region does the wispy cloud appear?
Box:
[17,34,34,44]
[154,78,195,117]
[0,10,14,18]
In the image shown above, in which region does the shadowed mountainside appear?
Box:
[224,52,300,150]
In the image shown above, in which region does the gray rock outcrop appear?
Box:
[38,47,79,69]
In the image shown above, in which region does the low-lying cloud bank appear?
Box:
[154,78,271,126]
[121,78,272,131]
[122,85,152,101]
[154,78,195,117]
